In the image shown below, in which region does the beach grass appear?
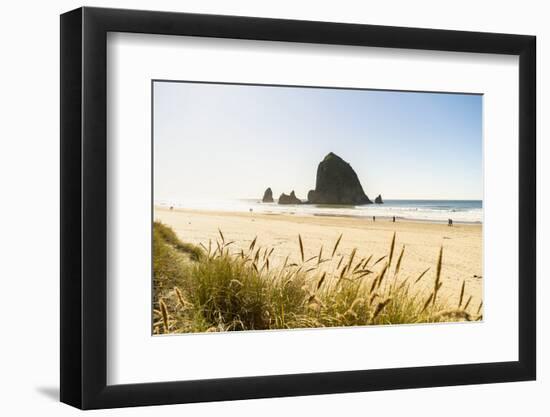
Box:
[154,221,203,261]
[153,222,482,334]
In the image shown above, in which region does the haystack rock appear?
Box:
[374,194,383,204]
[307,152,372,205]
[278,191,302,205]
[262,187,274,203]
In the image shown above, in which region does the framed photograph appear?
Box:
[60,7,536,409]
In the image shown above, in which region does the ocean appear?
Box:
[155,198,482,224]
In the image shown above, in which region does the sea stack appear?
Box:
[278,191,302,205]
[374,194,383,204]
[307,152,372,205]
[262,187,274,203]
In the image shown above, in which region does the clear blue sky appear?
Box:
[153,81,482,201]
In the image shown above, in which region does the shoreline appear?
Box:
[153,202,483,225]
[154,204,483,226]
[311,212,481,225]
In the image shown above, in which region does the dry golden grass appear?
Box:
[153,222,482,334]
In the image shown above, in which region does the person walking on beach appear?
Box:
[372,216,376,222]
[448,218,453,227]
[392,216,396,223]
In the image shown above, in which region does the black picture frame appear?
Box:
[60,6,536,410]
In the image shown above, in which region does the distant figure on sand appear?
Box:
[372,216,376,222]
[448,218,453,227]
[169,206,173,211]
[392,216,396,223]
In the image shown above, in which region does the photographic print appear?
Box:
[152,81,483,335]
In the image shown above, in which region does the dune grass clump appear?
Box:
[152,221,203,317]
[154,221,203,261]
[153,224,482,334]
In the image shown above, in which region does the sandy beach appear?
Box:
[154,206,483,309]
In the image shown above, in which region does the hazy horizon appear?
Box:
[153,81,482,202]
